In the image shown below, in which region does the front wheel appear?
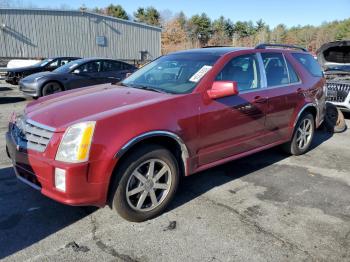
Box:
[41,82,63,96]
[112,145,179,222]
[283,113,315,155]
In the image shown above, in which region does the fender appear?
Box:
[114,130,190,174]
[293,103,318,128]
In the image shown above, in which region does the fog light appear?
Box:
[55,168,66,192]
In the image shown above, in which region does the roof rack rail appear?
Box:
[202,45,232,48]
[255,43,307,52]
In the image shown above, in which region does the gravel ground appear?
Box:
[0,82,350,262]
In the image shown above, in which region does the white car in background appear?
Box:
[7,59,42,69]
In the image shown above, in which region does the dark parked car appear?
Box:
[5,57,80,85]
[19,58,137,97]
[6,44,325,222]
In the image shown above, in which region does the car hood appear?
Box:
[22,71,60,81]
[8,65,42,73]
[25,84,174,131]
[317,40,350,70]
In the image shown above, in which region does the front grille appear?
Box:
[326,82,350,103]
[11,116,55,152]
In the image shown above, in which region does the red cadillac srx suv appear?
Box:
[6,44,326,222]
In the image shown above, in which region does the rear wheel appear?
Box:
[112,145,179,222]
[283,113,315,155]
[41,82,63,96]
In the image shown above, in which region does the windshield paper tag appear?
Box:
[189,65,213,82]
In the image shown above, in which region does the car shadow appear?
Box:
[167,128,333,212]
[0,87,12,92]
[0,97,26,104]
[0,166,97,259]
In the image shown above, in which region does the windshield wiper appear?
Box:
[129,84,168,94]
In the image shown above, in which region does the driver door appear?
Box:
[67,61,103,90]
[198,53,269,166]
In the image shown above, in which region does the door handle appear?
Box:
[253,96,267,103]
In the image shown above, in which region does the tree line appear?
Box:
[83,4,350,54]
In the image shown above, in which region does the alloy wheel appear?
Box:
[296,118,313,150]
[126,159,172,212]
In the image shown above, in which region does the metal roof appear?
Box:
[0,8,162,31]
[169,47,251,56]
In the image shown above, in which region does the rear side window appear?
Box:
[103,61,122,71]
[79,61,102,73]
[121,63,133,70]
[261,53,289,87]
[60,59,70,66]
[292,53,323,77]
[216,54,261,91]
[286,59,300,83]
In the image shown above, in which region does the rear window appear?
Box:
[292,53,323,77]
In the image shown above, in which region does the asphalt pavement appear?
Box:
[1,83,350,262]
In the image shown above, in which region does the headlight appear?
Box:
[55,121,96,163]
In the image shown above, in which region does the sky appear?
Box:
[8,0,350,28]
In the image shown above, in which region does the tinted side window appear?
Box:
[216,54,261,91]
[292,53,323,77]
[122,62,133,70]
[261,53,289,87]
[79,61,102,73]
[103,61,122,71]
[47,59,59,68]
[60,59,70,66]
[286,59,300,83]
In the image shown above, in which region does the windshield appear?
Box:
[122,53,220,94]
[53,60,80,73]
[35,58,53,67]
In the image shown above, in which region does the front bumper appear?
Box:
[5,75,18,85]
[5,130,108,207]
[327,95,350,112]
[326,82,350,112]
[19,80,40,97]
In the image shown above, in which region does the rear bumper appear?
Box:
[6,131,108,207]
[315,92,326,129]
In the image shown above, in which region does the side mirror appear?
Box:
[125,72,133,78]
[72,69,81,74]
[207,81,239,99]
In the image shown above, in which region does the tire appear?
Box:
[41,82,63,96]
[283,113,315,155]
[112,145,179,222]
[323,103,347,133]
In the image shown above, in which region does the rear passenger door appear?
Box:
[260,52,303,142]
